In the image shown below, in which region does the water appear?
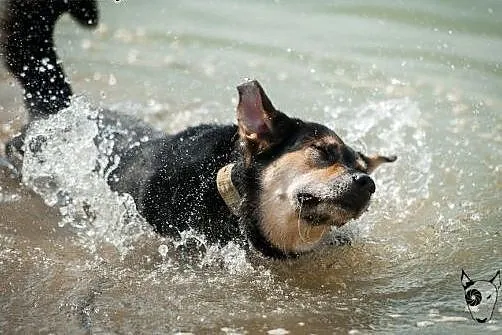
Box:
[1,0,501,333]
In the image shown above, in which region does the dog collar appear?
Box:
[216,163,241,216]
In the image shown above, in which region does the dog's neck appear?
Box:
[258,198,329,254]
[231,164,327,258]
[216,162,325,255]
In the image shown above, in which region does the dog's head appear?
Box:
[461,269,501,323]
[229,80,396,256]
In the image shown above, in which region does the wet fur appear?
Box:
[1,0,396,258]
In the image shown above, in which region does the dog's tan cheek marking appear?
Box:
[258,150,329,253]
[315,163,346,181]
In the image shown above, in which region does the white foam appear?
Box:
[202,241,254,275]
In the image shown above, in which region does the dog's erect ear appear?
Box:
[490,270,501,290]
[358,152,397,174]
[461,269,474,289]
[236,80,292,161]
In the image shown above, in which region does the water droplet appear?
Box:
[108,74,117,86]
[158,244,168,258]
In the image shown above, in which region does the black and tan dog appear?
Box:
[1,0,396,258]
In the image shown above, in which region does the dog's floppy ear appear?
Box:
[461,269,474,289]
[490,270,501,290]
[236,80,292,162]
[358,152,397,174]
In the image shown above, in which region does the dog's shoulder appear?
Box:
[147,123,239,194]
[111,123,241,240]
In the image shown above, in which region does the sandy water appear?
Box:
[1,0,501,333]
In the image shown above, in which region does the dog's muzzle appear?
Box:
[295,172,376,225]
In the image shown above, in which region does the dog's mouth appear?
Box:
[295,190,372,226]
[294,172,376,226]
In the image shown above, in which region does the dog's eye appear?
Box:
[313,144,328,157]
[311,144,338,163]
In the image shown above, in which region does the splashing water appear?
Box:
[325,98,431,221]
[21,97,153,254]
[318,98,434,262]
[19,96,255,274]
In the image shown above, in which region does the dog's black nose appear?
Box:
[296,192,321,206]
[353,174,375,194]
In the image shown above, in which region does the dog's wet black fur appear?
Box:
[1,0,396,258]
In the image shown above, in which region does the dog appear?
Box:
[1,0,396,258]
[461,269,501,323]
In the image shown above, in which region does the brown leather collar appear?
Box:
[216,163,241,216]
